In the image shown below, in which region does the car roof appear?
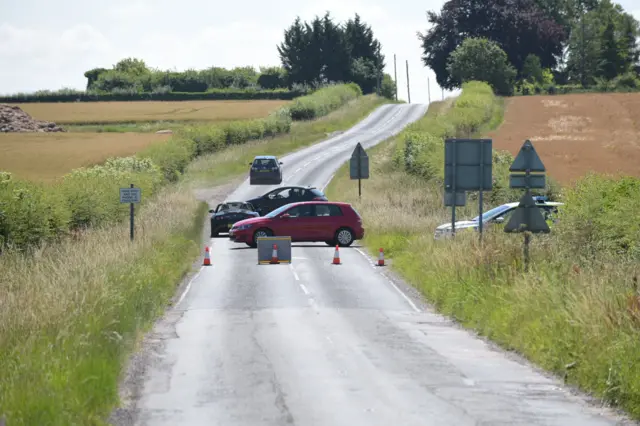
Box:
[287,201,351,207]
[502,201,564,208]
[253,155,277,160]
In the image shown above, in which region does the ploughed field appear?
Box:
[486,93,640,185]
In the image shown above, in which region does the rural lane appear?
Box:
[117,103,632,426]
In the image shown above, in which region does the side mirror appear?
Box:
[494,217,505,224]
[280,213,291,219]
[279,161,283,165]
[208,209,214,213]
[249,162,253,166]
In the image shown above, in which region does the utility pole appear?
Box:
[427,78,431,103]
[406,60,411,104]
[442,87,444,100]
[393,54,398,101]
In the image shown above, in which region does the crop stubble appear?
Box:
[0,132,171,181]
[487,93,640,184]
[16,99,291,124]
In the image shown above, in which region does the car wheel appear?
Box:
[252,228,273,246]
[335,227,354,247]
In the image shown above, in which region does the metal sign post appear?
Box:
[349,143,369,199]
[504,139,549,272]
[120,184,141,241]
[444,139,493,241]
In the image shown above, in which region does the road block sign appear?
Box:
[257,236,292,264]
[504,191,550,234]
[509,139,546,174]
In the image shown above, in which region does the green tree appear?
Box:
[598,17,623,79]
[257,66,287,89]
[380,74,396,99]
[418,0,567,91]
[83,68,108,90]
[113,58,149,76]
[521,54,544,83]
[446,37,517,95]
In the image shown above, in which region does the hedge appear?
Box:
[0,88,306,103]
[0,83,361,252]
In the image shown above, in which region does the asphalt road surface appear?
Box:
[124,104,631,425]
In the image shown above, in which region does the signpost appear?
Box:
[350,142,369,198]
[444,138,493,239]
[120,184,141,241]
[504,139,549,271]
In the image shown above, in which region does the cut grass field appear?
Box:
[0,132,171,182]
[0,93,391,425]
[326,89,640,420]
[486,92,640,185]
[17,99,291,125]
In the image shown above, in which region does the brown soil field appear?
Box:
[486,93,640,185]
[16,100,290,124]
[0,132,170,182]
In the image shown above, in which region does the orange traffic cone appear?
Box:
[270,244,279,264]
[203,246,211,266]
[378,248,385,266]
[332,245,341,265]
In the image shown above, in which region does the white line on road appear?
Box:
[321,172,337,191]
[354,248,421,313]
[289,264,300,281]
[299,284,310,295]
[176,265,206,307]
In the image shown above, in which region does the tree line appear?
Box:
[80,13,395,99]
[420,0,640,95]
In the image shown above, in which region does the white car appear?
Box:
[434,197,564,239]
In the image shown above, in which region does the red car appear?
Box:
[228,201,365,248]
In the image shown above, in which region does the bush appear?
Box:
[289,83,362,120]
[0,88,306,103]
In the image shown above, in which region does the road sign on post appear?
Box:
[444,139,493,240]
[350,142,369,199]
[505,139,548,272]
[120,184,141,241]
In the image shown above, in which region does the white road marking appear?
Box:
[292,256,307,260]
[289,264,301,281]
[176,265,206,307]
[354,248,421,313]
[321,172,337,191]
[295,167,302,173]
[299,284,310,295]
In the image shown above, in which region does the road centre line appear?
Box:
[353,248,420,313]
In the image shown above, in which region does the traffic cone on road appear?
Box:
[203,246,211,266]
[270,244,279,264]
[332,245,341,265]
[378,248,385,266]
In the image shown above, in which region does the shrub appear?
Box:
[289,83,362,120]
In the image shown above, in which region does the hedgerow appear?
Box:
[0,83,359,252]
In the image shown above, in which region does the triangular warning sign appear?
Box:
[509,140,546,172]
[351,142,368,159]
[504,191,550,233]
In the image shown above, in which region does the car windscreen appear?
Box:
[264,203,294,218]
[473,204,512,222]
[253,159,277,169]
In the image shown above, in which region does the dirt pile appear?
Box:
[0,104,65,133]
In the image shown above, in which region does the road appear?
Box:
[122,103,630,425]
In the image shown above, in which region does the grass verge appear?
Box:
[0,90,391,425]
[326,81,640,419]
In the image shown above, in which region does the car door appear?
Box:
[313,204,345,240]
[258,187,289,213]
[275,204,314,241]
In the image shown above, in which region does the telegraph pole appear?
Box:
[427,78,431,103]
[406,60,411,104]
[393,54,398,101]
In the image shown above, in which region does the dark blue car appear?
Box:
[249,155,283,185]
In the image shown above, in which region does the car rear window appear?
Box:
[253,159,277,169]
[315,204,343,216]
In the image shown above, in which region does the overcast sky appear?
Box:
[1,0,639,103]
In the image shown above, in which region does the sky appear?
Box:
[1,0,639,104]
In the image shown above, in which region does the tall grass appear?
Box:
[0,89,391,425]
[326,81,640,420]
